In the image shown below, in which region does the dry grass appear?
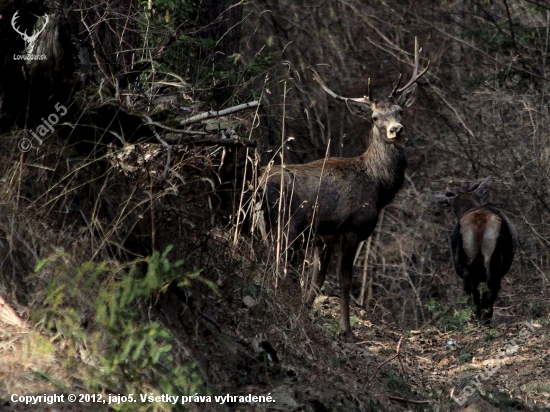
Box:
[0,322,60,396]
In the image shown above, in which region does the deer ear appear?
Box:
[475,175,493,198]
[345,100,372,118]
[397,83,417,107]
[432,194,450,205]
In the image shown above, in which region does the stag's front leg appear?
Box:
[339,237,359,341]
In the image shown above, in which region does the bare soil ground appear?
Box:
[0,288,548,412]
[310,296,550,411]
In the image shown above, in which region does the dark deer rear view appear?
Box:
[259,38,429,340]
[433,176,518,323]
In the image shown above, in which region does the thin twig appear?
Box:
[233,74,268,245]
[367,336,404,384]
[165,136,257,147]
[388,396,432,405]
[180,101,260,126]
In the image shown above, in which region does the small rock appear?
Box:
[243,295,256,308]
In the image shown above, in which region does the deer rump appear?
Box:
[451,205,516,291]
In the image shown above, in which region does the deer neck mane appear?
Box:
[360,126,407,205]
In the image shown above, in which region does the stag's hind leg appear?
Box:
[338,236,360,341]
[306,246,333,305]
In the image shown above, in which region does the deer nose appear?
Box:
[390,125,403,137]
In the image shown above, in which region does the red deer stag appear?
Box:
[260,38,429,339]
[433,176,518,323]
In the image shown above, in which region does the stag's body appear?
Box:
[260,38,428,339]
[263,123,406,337]
[433,176,518,323]
[264,128,407,242]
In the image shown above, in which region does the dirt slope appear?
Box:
[0,290,548,412]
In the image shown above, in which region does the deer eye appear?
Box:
[372,116,379,122]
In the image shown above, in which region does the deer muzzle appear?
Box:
[386,123,404,141]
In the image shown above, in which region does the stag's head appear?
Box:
[368,91,414,144]
[311,37,429,145]
[433,176,493,218]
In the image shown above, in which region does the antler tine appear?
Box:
[310,68,373,105]
[41,14,50,29]
[390,73,402,97]
[394,37,430,95]
[11,11,26,37]
[367,78,372,102]
[30,14,49,40]
[310,69,347,102]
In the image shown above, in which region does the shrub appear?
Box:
[32,246,209,411]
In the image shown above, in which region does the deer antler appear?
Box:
[11,12,28,38]
[29,14,49,42]
[310,68,373,106]
[391,37,430,97]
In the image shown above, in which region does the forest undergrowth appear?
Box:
[1,0,550,411]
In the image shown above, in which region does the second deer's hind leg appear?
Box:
[463,271,482,320]
[479,216,502,323]
[481,266,502,324]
